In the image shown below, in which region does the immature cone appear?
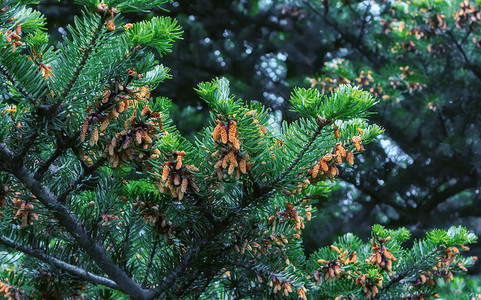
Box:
[158,151,199,200]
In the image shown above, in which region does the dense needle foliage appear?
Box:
[0,1,478,299]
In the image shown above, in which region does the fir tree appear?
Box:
[0,1,478,299]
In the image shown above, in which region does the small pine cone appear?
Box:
[222,155,229,169]
[336,144,346,157]
[111,154,119,168]
[228,162,236,175]
[107,17,116,31]
[162,164,170,181]
[335,154,342,165]
[117,101,126,113]
[174,174,181,186]
[334,128,340,139]
[239,159,247,174]
[181,177,188,193]
[108,143,114,156]
[220,126,228,144]
[185,165,199,172]
[232,138,240,150]
[125,149,134,160]
[176,155,183,170]
[320,159,328,172]
[100,117,110,131]
[311,163,321,178]
[178,191,184,200]
[327,165,339,178]
[214,159,223,169]
[143,133,152,144]
[346,151,354,165]
[141,105,151,117]
[212,122,221,142]
[111,106,119,119]
[136,130,142,145]
[227,151,238,167]
[228,120,237,143]
[234,168,240,180]
[123,136,132,149]
[89,127,99,146]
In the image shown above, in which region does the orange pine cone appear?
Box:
[239,159,247,174]
[176,155,183,170]
[220,126,228,144]
[89,127,99,146]
[162,164,170,181]
[212,121,221,142]
[228,120,237,143]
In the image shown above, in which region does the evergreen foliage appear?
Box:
[0,1,478,299]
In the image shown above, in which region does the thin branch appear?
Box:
[0,235,119,290]
[57,156,107,203]
[54,15,108,110]
[143,235,160,288]
[0,143,154,299]
[270,122,325,185]
[302,0,383,68]
[356,3,371,48]
[0,63,37,104]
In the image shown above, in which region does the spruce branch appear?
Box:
[0,235,119,290]
[0,143,154,299]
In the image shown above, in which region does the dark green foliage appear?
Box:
[0,1,478,299]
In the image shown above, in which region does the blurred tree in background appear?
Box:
[34,0,480,273]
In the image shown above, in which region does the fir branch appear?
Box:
[380,246,442,293]
[269,124,324,186]
[143,235,160,288]
[57,156,106,203]
[54,14,108,110]
[0,63,37,104]
[0,235,119,290]
[154,244,200,295]
[0,143,155,299]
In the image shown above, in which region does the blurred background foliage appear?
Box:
[34,0,480,282]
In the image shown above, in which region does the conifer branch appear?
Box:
[57,157,107,203]
[0,64,37,104]
[269,125,323,186]
[0,235,119,290]
[143,235,160,287]
[0,143,154,299]
[55,15,108,110]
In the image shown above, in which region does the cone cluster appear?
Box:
[268,276,294,297]
[96,3,119,31]
[355,274,382,299]
[308,142,356,183]
[314,245,357,284]
[158,151,200,200]
[2,20,22,52]
[80,78,161,168]
[132,200,175,238]
[211,116,251,180]
[368,236,397,275]
[102,112,161,168]
[13,196,38,229]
